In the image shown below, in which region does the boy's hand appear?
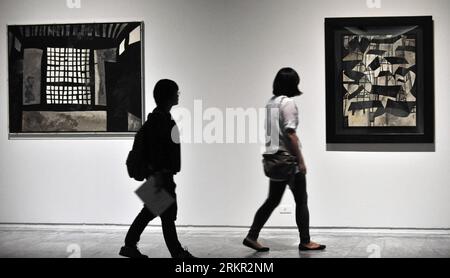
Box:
[153,172,164,192]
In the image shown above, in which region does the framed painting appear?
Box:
[325,16,434,144]
[7,21,145,138]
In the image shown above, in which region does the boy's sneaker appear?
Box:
[119,245,149,258]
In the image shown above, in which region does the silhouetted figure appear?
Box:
[120,79,195,258]
[243,68,326,252]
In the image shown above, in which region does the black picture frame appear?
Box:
[7,21,145,138]
[325,16,434,144]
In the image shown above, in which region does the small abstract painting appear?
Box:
[8,22,144,137]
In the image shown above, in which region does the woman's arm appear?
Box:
[286,129,307,175]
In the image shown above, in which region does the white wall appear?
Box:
[0,0,449,228]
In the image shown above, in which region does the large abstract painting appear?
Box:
[325,17,434,144]
[8,22,144,137]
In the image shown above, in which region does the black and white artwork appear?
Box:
[325,17,434,144]
[8,22,144,137]
[342,34,417,127]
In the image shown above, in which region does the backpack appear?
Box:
[126,121,150,181]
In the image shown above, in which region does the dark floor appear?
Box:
[0,225,449,258]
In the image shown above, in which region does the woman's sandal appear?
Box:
[299,243,327,251]
[243,237,270,252]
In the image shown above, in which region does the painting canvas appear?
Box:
[325,17,434,144]
[343,33,417,127]
[8,22,144,137]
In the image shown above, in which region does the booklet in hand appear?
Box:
[135,176,176,216]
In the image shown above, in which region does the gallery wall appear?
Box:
[0,0,449,228]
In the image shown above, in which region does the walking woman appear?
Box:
[243,68,326,252]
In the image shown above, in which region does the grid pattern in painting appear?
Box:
[45,47,91,105]
[45,85,92,105]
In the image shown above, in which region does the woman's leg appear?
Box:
[290,172,311,244]
[247,180,287,240]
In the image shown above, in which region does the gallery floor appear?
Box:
[0,225,449,258]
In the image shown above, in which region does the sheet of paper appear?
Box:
[135,176,175,216]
